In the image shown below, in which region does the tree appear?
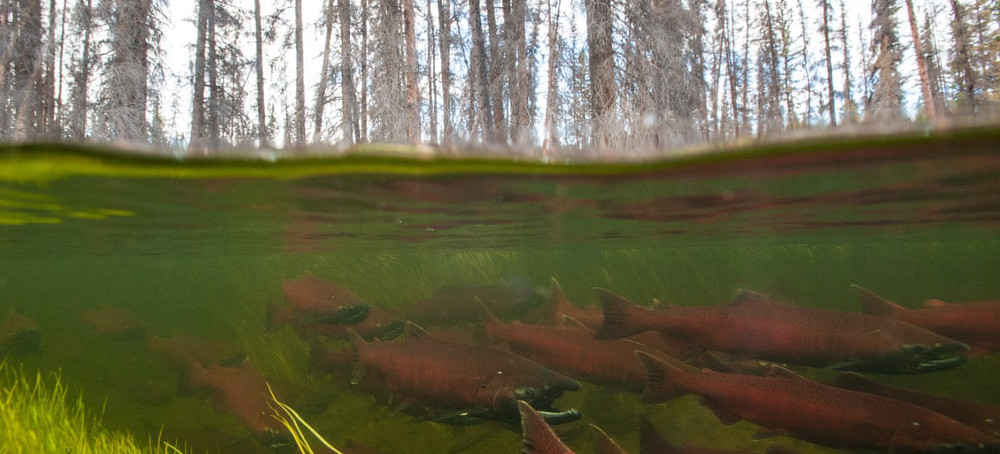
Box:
[339,0,359,143]
[12,0,43,140]
[312,0,334,143]
[95,0,160,142]
[818,0,836,125]
[294,0,305,146]
[437,0,452,145]
[253,0,268,147]
[866,0,903,122]
[584,0,613,148]
[949,0,976,114]
[402,0,418,142]
[903,0,934,120]
[68,0,93,140]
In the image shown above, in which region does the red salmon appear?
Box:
[348,324,581,425]
[282,274,369,324]
[835,371,1000,438]
[518,400,627,454]
[597,289,969,373]
[483,303,697,391]
[854,285,1000,356]
[637,351,1000,453]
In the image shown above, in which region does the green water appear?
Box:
[1,128,999,454]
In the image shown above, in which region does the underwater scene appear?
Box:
[1,127,1000,454]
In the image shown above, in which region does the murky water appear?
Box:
[1,128,999,454]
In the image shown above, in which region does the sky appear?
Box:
[156,0,942,145]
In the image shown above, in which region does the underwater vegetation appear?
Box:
[0,362,185,454]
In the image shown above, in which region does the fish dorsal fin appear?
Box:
[591,424,628,454]
[923,299,950,308]
[547,278,572,325]
[732,289,783,307]
[852,285,906,315]
[518,400,574,454]
[473,297,501,324]
[405,321,432,339]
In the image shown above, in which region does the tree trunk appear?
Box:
[542,0,559,152]
[359,0,369,142]
[189,0,209,150]
[903,0,934,120]
[510,0,528,143]
[437,0,451,145]
[254,0,268,147]
[425,0,437,142]
[584,0,613,147]
[796,0,813,124]
[403,0,418,142]
[294,0,306,146]
[69,0,92,140]
[207,1,220,147]
[340,0,359,143]
[13,0,42,140]
[313,0,335,143]
[838,0,856,124]
[469,0,494,141]
[820,0,836,126]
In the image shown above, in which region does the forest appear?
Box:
[0,0,994,155]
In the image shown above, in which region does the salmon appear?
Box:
[482,302,698,391]
[0,311,40,354]
[282,274,369,324]
[854,285,1000,356]
[182,359,291,451]
[835,372,1000,438]
[597,289,969,373]
[637,351,1000,453]
[348,324,581,425]
[518,400,627,454]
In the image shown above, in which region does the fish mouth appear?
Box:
[316,304,370,325]
[845,342,970,374]
[506,382,582,425]
[363,320,406,341]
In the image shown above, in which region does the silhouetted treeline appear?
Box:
[0,0,992,154]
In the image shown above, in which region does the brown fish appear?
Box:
[348,324,581,425]
[854,285,1000,356]
[80,304,147,340]
[835,372,1000,438]
[400,284,540,325]
[282,274,369,324]
[518,400,627,454]
[483,303,697,391]
[183,358,292,451]
[597,289,969,373]
[638,351,1000,453]
[147,334,246,369]
[0,311,40,354]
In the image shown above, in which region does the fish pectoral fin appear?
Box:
[389,397,418,415]
[701,398,741,425]
[350,363,368,385]
[423,409,491,426]
[824,360,859,371]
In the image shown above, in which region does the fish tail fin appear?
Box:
[345,329,369,384]
[592,424,628,454]
[636,351,686,404]
[851,285,906,315]
[518,400,572,454]
[547,278,571,325]
[594,289,641,340]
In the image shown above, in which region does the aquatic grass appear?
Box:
[266,382,345,454]
[0,361,186,454]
